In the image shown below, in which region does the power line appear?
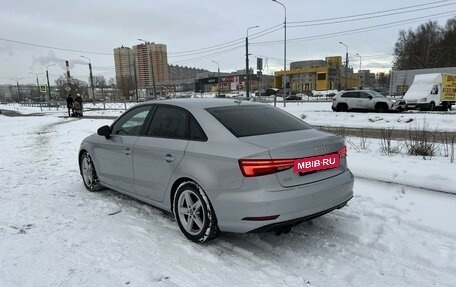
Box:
[170,45,245,65]
[251,10,456,47]
[288,0,453,24]
[288,2,456,28]
[0,37,113,56]
[168,23,282,57]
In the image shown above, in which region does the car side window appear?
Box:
[147,106,189,140]
[341,92,359,98]
[111,105,152,136]
[189,116,207,141]
[359,92,371,99]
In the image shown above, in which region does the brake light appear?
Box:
[239,159,294,177]
[338,146,347,157]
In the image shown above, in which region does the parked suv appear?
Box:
[332,90,406,112]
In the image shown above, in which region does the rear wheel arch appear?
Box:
[170,177,195,212]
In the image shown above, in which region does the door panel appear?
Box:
[95,104,153,192]
[133,137,188,202]
[95,135,138,191]
[358,91,374,110]
[133,105,190,202]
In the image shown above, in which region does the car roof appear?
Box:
[136,98,262,111]
[342,90,373,92]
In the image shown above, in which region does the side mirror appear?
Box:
[368,95,373,100]
[97,125,111,138]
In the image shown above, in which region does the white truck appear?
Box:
[404,73,456,111]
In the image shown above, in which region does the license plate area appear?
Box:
[293,154,340,174]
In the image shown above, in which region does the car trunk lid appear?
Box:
[240,129,347,187]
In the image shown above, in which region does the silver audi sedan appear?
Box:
[79,99,353,242]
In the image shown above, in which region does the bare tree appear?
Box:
[92,75,107,98]
[376,72,390,92]
[54,74,88,100]
[393,19,451,70]
[440,18,456,67]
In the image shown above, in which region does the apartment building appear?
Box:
[133,42,169,88]
[113,46,135,85]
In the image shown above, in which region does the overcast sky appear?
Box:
[0,0,455,85]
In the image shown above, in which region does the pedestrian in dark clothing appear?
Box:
[66,94,74,117]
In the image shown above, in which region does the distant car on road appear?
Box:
[332,90,406,112]
[286,94,302,101]
[79,99,353,242]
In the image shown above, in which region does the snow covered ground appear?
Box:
[1,103,455,286]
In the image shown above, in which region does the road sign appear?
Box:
[40,85,47,93]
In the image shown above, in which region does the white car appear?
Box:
[332,90,406,112]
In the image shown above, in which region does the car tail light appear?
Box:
[239,159,294,177]
[338,146,347,157]
[240,146,347,177]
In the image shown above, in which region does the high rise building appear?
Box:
[113,46,135,96]
[133,42,169,88]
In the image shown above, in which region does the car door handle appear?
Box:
[162,154,174,163]
[123,148,132,156]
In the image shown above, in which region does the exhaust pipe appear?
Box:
[274,225,292,236]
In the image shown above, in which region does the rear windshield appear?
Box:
[206,105,311,137]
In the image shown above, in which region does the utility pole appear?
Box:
[16,81,21,102]
[81,56,95,100]
[148,48,157,99]
[355,53,362,88]
[133,54,138,101]
[29,72,43,97]
[339,42,349,90]
[272,0,287,107]
[212,60,220,96]
[46,64,55,101]
[246,25,259,100]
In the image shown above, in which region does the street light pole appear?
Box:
[355,53,362,88]
[29,72,43,96]
[272,0,287,107]
[16,81,21,102]
[138,38,157,99]
[46,64,56,101]
[10,77,25,103]
[29,72,43,110]
[355,53,362,71]
[211,60,220,96]
[81,55,95,100]
[339,41,349,90]
[133,52,139,101]
[246,25,259,100]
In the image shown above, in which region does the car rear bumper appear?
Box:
[211,169,354,233]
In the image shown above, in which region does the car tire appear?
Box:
[173,182,219,243]
[375,103,388,113]
[80,151,102,192]
[337,103,348,112]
